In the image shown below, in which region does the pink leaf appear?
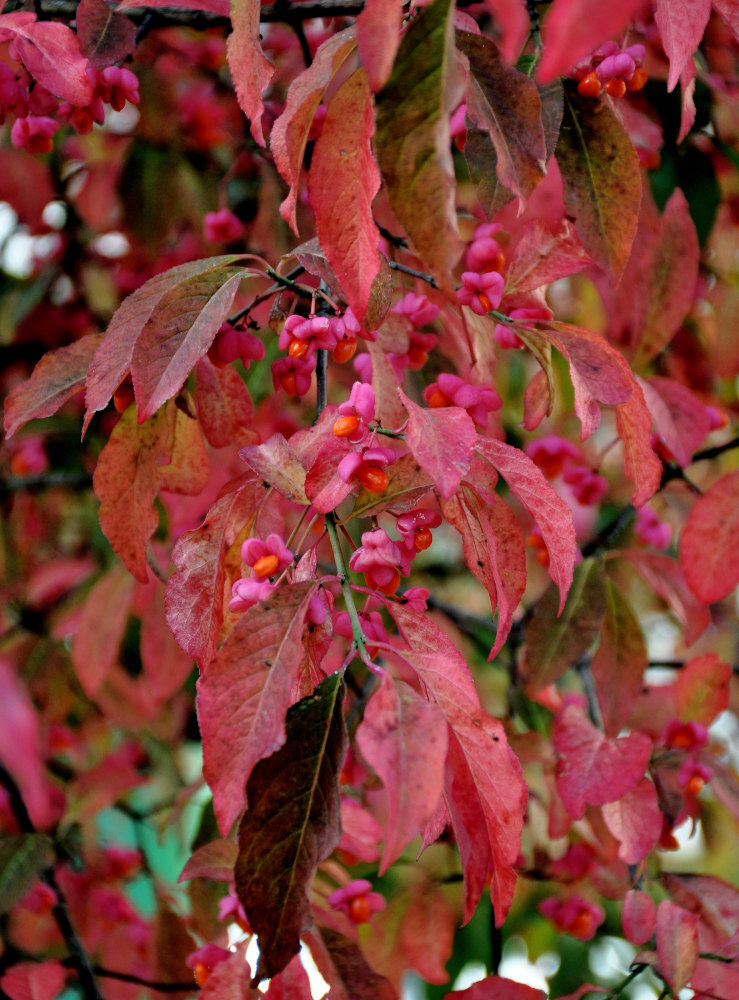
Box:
[387,603,527,925]
[553,703,652,820]
[71,564,136,698]
[77,0,136,68]
[479,1,530,64]
[197,581,321,834]
[3,334,103,438]
[590,580,648,737]
[357,674,447,873]
[680,469,739,603]
[356,0,402,92]
[475,436,576,611]
[655,0,712,92]
[674,653,732,725]
[227,0,274,147]
[179,839,238,883]
[602,777,662,864]
[537,0,646,83]
[639,376,710,467]
[398,389,476,501]
[656,900,699,992]
[440,486,526,659]
[271,28,357,233]
[166,476,265,668]
[0,13,94,105]
[195,356,256,449]
[622,889,657,946]
[445,975,545,1000]
[308,68,384,326]
[614,382,663,507]
[0,961,66,1000]
[241,434,310,505]
[503,220,592,298]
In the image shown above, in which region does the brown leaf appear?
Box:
[77,0,136,68]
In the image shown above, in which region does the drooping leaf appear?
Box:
[306,929,397,1000]
[440,486,527,659]
[356,0,403,92]
[195,356,256,449]
[614,382,663,506]
[521,559,607,691]
[227,0,274,147]
[240,434,310,505]
[271,28,358,233]
[71,564,136,698]
[556,85,641,282]
[655,0,711,92]
[674,653,731,725]
[398,388,475,501]
[4,333,103,438]
[639,375,710,467]
[590,580,648,737]
[308,68,385,327]
[445,976,546,1000]
[602,777,662,864]
[375,0,464,295]
[92,405,171,581]
[157,407,210,496]
[622,557,707,646]
[198,582,322,834]
[656,900,699,993]
[263,954,313,1000]
[166,476,264,668]
[366,338,409,429]
[76,0,136,68]
[0,834,53,915]
[0,13,94,105]
[356,674,447,873]
[84,256,246,432]
[553,703,652,820]
[458,32,546,203]
[131,266,246,421]
[503,221,592,298]
[179,839,238,884]
[0,149,55,232]
[537,0,645,83]
[622,889,657,946]
[387,603,527,925]
[475,436,577,611]
[235,671,347,981]
[680,470,739,603]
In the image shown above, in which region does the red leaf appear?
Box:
[241,434,310,505]
[602,777,662,864]
[308,68,384,326]
[0,961,66,1000]
[3,334,103,438]
[556,86,641,282]
[166,476,264,668]
[640,375,710,467]
[356,0,402,92]
[356,674,447,873]
[623,550,711,647]
[77,0,136,68]
[614,382,663,507]
[398,389,476,501]
[306,929,396,1000]
[446,977,545,1000]
[0,149,55,232]
[680,470,739,603]
[475,436,576,611]
[264,954,313,1000]
[503,220,592,298]
[227,0,274,147]
[92,405,173,582]
[440,486,526,659]
[655,0,711,92]
[178,839,238,884]
[157,407,210,496]
[458,32,547,203]
[271,29,358,233]
[674,653,731,725]
[622,889,657,946]
[195,356,256,449]
[198,582,322,834]
[0,13,94,105]
[521,559,607,691]
[374,0,464,295]
[138,580,195,706]
[131,267,246,421]
[71,564,136,698]
[235,672,346,981]
[477,1,530,64]
[537,0,645,83]
[656,900,699,993]
[388,603,527,925]
[398,886,455,984]
[590,580,648,737]
[553,703,652,820]
[84,256,245,433]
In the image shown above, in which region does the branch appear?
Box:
[0,471,92,497]
[91,966,196,992]
[387,259,438,288]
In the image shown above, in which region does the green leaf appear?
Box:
[556,85,641,282]
[521,558,607,691]
[235,671,347,982]
[0,834,53,915]
[375,0,463,295]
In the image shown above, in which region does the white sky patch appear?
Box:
[226,929,328,999]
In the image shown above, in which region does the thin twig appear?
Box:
[387,259,438,287]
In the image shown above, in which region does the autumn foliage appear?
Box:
[1,0,739,998]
